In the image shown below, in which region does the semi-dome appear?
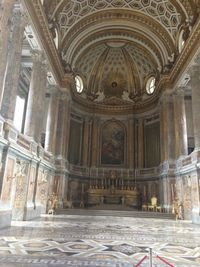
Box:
[40,0,199,112]
[74,41,157,103]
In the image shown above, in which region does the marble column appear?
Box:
[91,117,99,167]
[82,117,90,166]
[0,0,15,108]
[160,92,175,162]
[63,95,71,159]
[127,118,134,168]
[159,91,176,211]
[87,119,93,166]
[55,93,70,158]
[138,118,144,168]
[45,87,59,154]
[173,89,188,158]
[24,50,47,142]
[190,64,200,150]
[189,64,200,223]
[0,6,27,120]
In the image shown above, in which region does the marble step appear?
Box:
[56,208,175,220]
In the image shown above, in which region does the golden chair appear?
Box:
[142,204,148,211]
[148,196,157,212]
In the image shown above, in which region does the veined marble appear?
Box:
[0,212,199,266]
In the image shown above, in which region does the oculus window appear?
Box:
[75,75,83,93]
[146,76,156,95]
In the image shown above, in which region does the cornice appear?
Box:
[70,90,160,116]
[22,0,64,85]
[169,15,200,87]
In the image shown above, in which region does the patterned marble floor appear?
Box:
[0,211,200,266]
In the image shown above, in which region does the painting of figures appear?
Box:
[101,121,125,165]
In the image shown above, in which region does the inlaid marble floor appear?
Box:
[0,212,200,266]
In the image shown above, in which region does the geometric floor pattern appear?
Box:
[0,211,200,266]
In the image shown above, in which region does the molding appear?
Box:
[169,16,200,87]
[22,0,64,85]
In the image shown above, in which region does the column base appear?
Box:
[24,203,43,221]
[192,208,200,224]
[0,209,12,229]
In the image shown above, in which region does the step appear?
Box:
[56,208,175,220]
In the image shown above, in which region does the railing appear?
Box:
[134,248,174,267]
[67,164,160,179]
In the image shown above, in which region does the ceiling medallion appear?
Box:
[111,81,118,88]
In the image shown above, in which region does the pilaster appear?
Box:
[138,118,144,168]
[127,118,134,168]
[189,64,200,150]
[82,117,90,166]
[159,91,175,162]
[173,88,188,158]
[91,117,99,167]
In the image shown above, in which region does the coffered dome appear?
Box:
[75,41,157,98]
[41,0,199,111]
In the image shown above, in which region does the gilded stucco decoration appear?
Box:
[39,0,199,111]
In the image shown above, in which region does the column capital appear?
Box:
[173,87,185,96]
[188,63,200,77]
[47,85,59,95]
[31,49,45,62]
[159,91,173,106]
[12,3,28,26]
[84,117,91,123]
[62,73,75,89]
[57,91,71,101]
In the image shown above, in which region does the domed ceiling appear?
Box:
[42,0,199,111]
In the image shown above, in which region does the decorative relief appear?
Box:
[27,166,36,202]
[12,160,29,220]
[1,158,15,202]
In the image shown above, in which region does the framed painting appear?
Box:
[101,121,125,165]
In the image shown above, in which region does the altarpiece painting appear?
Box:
[101,121,125,165]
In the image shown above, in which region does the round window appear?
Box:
[146,76,156,95]
[75,75,83,93]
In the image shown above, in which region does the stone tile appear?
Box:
[0,213,200,266]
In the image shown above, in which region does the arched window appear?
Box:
[146,76,156,95]
[75,75,84,93]
[13,95,26,132]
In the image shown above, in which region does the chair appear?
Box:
[156,205,162,212]
[148,196,157,212]
[142,204,148,211]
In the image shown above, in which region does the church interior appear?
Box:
[1,0,200,266]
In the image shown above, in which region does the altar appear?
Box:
[87,171,139,208]
[87,187,139,207]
